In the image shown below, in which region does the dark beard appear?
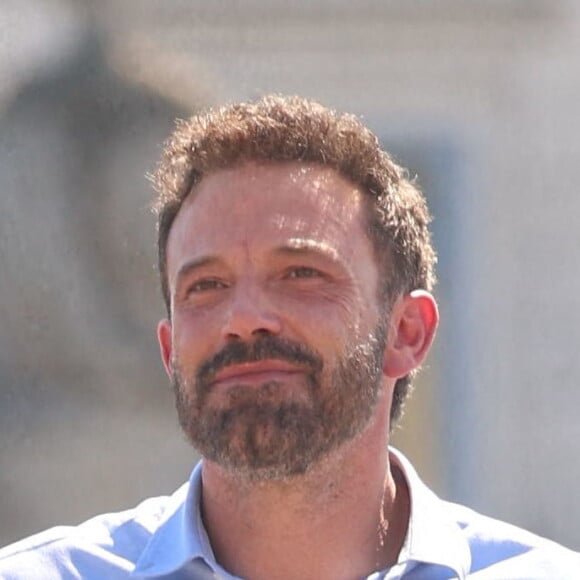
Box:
[172,325,386,481]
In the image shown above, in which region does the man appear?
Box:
[0,95,578,579]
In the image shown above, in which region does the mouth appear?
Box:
[211,360,304,388]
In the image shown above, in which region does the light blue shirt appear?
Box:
[1,448,578,579]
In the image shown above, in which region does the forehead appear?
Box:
[166,161,372,269]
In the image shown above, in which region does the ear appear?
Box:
[383,290,439,378]
[157,318,173,378]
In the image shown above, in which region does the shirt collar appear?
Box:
[131,462,212,578]
[133,448,471,579]
[390,447,471,579]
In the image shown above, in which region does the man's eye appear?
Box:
[285,267,322,279]
[187,279,226,293]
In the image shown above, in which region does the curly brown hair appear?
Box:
[151,94,436,423]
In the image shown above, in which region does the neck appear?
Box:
[200,402,409,580]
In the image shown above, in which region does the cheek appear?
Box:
[277,279,362,319]
[281,294,361,358]
[171,308,222,369]
[295,285,367,329]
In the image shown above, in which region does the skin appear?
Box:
[157,161,438,580]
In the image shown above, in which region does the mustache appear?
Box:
[196,335,323,387]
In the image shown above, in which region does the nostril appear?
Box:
[252,328,273,337]
[225,328,273,341]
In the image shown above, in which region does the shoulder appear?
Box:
[0,494,172,580]
[444,500,580,578]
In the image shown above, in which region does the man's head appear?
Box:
[152,95,437,428]
[152,96,438,479]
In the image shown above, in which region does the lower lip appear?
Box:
[213,370,302,388]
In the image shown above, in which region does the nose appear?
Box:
[221,278,282,341]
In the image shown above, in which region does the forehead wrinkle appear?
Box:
[268,195,362,246]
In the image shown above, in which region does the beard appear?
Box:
[172,324,386,482]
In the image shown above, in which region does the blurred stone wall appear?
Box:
[1,0,579,549]
[0,2,200,545]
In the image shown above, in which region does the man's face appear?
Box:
[160,161,389,480]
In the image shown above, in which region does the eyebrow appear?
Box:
[173,239,340,290]
[273,239,340,261]
[174,255,224,288]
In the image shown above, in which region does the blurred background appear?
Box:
[1,0,579,550]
